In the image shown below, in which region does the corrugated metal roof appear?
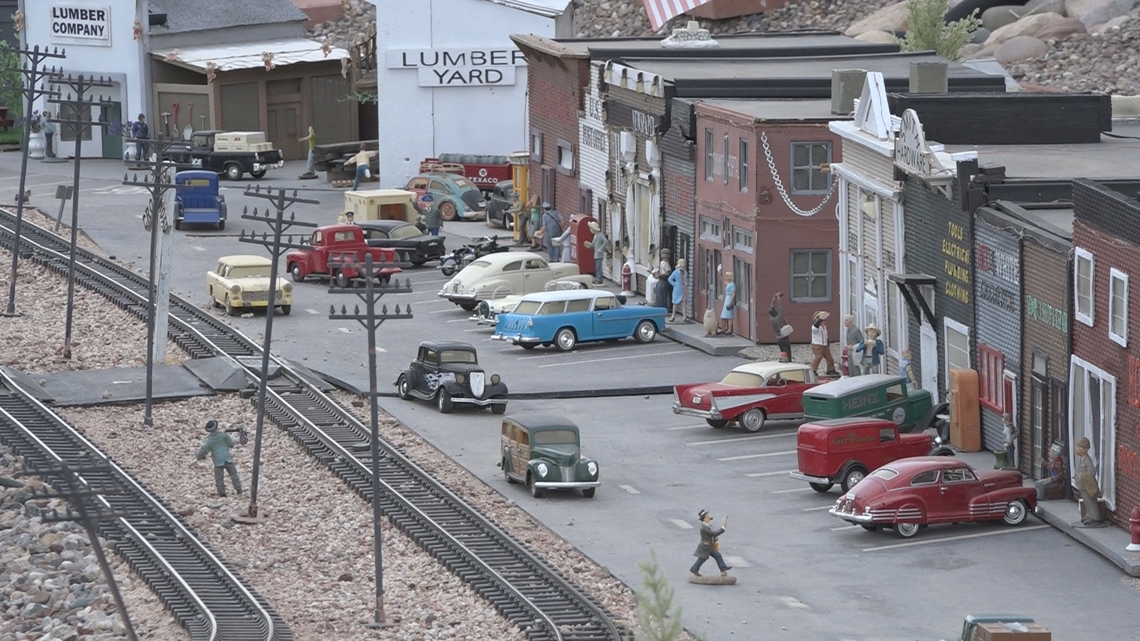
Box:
[480,0,570,17]
[151,39,349,72]
[149,0,308,35]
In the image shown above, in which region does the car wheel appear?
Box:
[209,288,220,308]
[411,259,427,267]
[634,320,657,343]
[459,302,478,312]
[397,375,412,401]
[217,219,225,231]
[173,218,182,230]
[555,328,577,352]
[335,270,349,289]
[541,342,553,348]
[290,263,305,283]
[504,463,516,484]
[840,466,868,493]
[250,169,266,179]
[440,201,458,221]
[582,488,596,498]
[809,482,833,493]
[379,274,391,286]
[860,524,879,532]
[491,401,507,415]
[894,522,920,539]
[528,473,543,498]
[520,344,537,350]
[1002,499,1029,526]
[437,388,454,413]
[706,419,728,429]
[929,446,955,456]
[740,408,766,433]
[224,296,235,316]
[224,163,243,181]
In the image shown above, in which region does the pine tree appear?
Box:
[624,550,702,641]
[896,0,983,61]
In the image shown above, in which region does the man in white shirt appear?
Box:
[810,311,838,376]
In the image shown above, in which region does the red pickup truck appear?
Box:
[423,154,512,193]
[285,224,402,286]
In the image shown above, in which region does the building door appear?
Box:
[1031,376,1046,478]
[699,246,720,315]
[920,324,938,399]
[100,101,122,160]
[267,104,302,160]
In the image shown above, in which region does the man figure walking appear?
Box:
[194,420,242,497]
[810,311,839,376]
[690,509,731,576]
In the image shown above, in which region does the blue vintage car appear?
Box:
[174,170,227,230]
[492,290,666,351]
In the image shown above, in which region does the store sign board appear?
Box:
[893,109,945,177]
[51,5,112,46]
[387,48,526,87]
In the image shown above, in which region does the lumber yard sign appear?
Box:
[51,5,112,46]
[387,47,527,87]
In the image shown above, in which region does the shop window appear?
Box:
[944,318,970,385]
[58,102,92,142]
[722,134,729,185]
[1109,267,1128,346]
[733,255,753,310]
[557,139,575,175]
[790,142,832,194]
[739,138,749,192]
[790,249,831,302]
[541,165,555,206]
[1073,247,1094,326]
[1069,358,1116,510]
[530,130,543,161]
[704,129,713,181]
[733,228,753,254]
[699,217,720,242]
[579,188,593,217]
[979,344,1005,412]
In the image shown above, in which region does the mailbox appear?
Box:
[567,213,597,274]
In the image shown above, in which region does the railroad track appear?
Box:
[0,208,627,641]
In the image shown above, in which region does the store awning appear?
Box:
[151,38,349,73]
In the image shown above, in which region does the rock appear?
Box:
[1025,0,1069,13]
[844,1,910,37]
[964,42,1001,59]
[995,35,1051,62]
[338,572,353,581]
[854,29,899,43]
[983,5,1028,30]
[1034,16,1089,38]
[971,27,992,43]
[1064,0,1138,27]
[986,11,1071,45]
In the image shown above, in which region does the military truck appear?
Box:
[166,130,284,181]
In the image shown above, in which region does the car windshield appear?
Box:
[440,349,477,364]
[453,177,475,189]
[869,468,898,481]
[388,224,423,239]
[512,301,542,315]
[226,266,270,278]
[720,371,764,387]
[531,429,578,445]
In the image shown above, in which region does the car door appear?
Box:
[418,346,440,392]
[591,294,630,338]
[521,258,550,294]
[564,296,593,339]
[514,427,531,476]
[937,467,977,522]
[499,259,524,294]
[766,368,810,416]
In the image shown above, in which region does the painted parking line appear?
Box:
[538,349,690,369]
[463,328,494,333]
[722,555,751,568]
[665,425,708,431]
[670,519,693,530]
[430,308,464,314]
[619,485,641,495]
[447,318,474,323]
[861,524,1049,552]
[769,487,814,495]
[193,246,206,252]
[305,308,320,315]
[779,596,809,610]
[405,298,453,305]
[517,344,647,361]
[687,433,793,446]
[409,277,448,285]
[802,505,833,512]
[744,469,798,478]
[717,449,796,462]
[337,327,351,333]
[830,524,860,531]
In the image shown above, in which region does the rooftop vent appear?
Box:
[910,62,948,94]
[660,21,719,49]
[831,69,867,115]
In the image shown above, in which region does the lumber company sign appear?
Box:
[50,5,112,46]
[386,47,527,87]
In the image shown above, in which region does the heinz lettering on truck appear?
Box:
[801,374,933,432]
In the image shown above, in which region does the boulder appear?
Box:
[995,35,1050,62]
[971,27,992,43]
[959,43,987,58]
[1064,0,1138,27]
[964,42,1001,59]
[1033,16,1089,38]
[1018,0,1068,15]
[855,30,900,44]
[845,1,910,37]
[985,11,1070,45]
[983,5,1028,30]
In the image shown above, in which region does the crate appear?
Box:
[975,622,1051,641]
[214,131,274,152]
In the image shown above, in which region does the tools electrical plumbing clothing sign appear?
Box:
[50,5,112,46]
[387,48,527,87]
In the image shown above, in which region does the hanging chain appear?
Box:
[761,131,836,217]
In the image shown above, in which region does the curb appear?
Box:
[1112,95,1140,119]
[1034,504,1140,577]
[311,367,674,399]
[660,327,750,357]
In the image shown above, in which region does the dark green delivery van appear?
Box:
[801,374,933,432]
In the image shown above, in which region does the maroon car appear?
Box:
[829,457,1037,539]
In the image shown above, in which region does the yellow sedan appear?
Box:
[207,255,293,316]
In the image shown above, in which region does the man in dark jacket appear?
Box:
[690,509,732,576]
[769,292,793,362]
[131,114,150,161]
[540,203,563,262]
[194,420,242,497]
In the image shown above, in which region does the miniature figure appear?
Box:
[769,293,793,361]
[690,510,731,576]
[843,315,863,376]
[1074,437,1104,526]
[668,259,687,322]
[1001,414,1018,470]
[193,420,242,497]
[899,349,920,389]
[810,311,838,376]
[853,323,884,376]
[716,271,736,335]
[653,249,673,312]
[540,203,563,262]
[41,111,56,158]
[584,220,609,284]
[298,126,317,179]
[347,144,376,190]
[1035,442,1065,500]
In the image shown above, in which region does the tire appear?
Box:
[217,220,225,231]
[224,296,235,316]
[491,401,507,415]
[1002,499,1029,526]
[894,522,920,539]
[504,463,516,484]
[582,488,596,498]
[440,201,458,221]
[929,446,955,456]
[528,474,543,498]
[809,482,833,493]
[441,260,458,277]
[209,288,220,308]
[174,218,182,230]
[740,408,766,433]
[634,319,657,344]
[437,388,454,413]
[224,163,242,181]
[860,524,878,532]
[459,302,477,312]
[397,375,412,400]
[335,270,349,289]
[379,274,391,286]
[555,328,577,352]
[290,263,305,283]
[706,419,728,429]
[279,305,291,316]
[520,344,537,350]
[411,260,427,267]
[250,169,266,179]
[841,465,868,493]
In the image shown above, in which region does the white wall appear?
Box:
[21,0,146,158]
[373,0,555,186]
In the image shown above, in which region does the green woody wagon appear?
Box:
[801,374,933,432]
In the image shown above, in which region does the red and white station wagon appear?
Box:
[672,362,821,432]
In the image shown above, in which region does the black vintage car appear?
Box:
[486,180,517,231]
[395,341,508,414]
[356,220,446,267]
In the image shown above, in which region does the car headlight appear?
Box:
[456,374,465,384]
[536,463,548,478]
[468,286,477,295]
[526,319,533,327]
[863,506,872,515]
[282,282,293,293]
[490,374,500,385]
[587,461,597,476]
[229,285,241,295]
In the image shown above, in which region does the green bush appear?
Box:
[0,40,23,122]
[895,0,982,61]
[624,550,703,641]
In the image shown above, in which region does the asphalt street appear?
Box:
[3,155,1135,640]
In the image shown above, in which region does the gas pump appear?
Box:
[508,152,529,243]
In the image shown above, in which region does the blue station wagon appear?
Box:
[492,290,666,351]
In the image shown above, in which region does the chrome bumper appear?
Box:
[790,471,831,485]
[534,480,601,489]
[491,333,540,344]
[445,294,479,305]
[829,506,874,524]
[470,314,497,326]
[453,397,506,407]
[671,403,718,420]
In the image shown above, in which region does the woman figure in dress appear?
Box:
[668,259,687,322]
[718,271,735,335]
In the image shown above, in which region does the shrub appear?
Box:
[895,0,982,61]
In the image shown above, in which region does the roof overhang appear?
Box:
[151,38,349,73]
[887,273,937,326]
[483,0,570,17]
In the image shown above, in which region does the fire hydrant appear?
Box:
[621,260,633,297]
[1127,507,1140,552]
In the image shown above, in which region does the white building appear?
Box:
[19,0,148,158]
[368,0,574,186]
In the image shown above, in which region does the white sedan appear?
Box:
[438,251,593,311]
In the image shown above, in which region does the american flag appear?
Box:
[641,0,715,31]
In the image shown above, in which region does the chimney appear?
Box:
[910,62,948,94]
[831,69,867,115]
